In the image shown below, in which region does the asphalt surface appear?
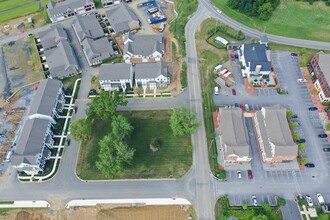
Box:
[1,2,330,220]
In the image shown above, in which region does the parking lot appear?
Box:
[227,193,278,206]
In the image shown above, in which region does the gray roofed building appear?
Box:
[38,25,68,51]
[254,105,298,163]
[243,43,271,71]
[72,14,105,43]
[134,60,168,79]
[310,53,330,103]
[123,32,164,62]
[47,0,96,23]
[99,63,133,91]
[11,118,53,174]
[82,37,115,66]
[317,54,330,86]
[28,79,64,123]
[44,41,80,79]
[105,3,140,33]
[102,0,122,7]
[218,108,251,163]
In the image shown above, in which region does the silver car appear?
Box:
[252,195,258,206]
[305,195,313,206]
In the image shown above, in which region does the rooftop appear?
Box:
[72,14,104,43]
[318,54,330,84]
[105,2,140,33]
[218,108,250,157]
[243,43,271,71]
[82,37,115,64]
[47,0,94,17]
[99,63,132,81]
[28,79,63,117]
[124,32,164,57]
[38,25,67,50]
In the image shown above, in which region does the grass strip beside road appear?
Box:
[0,2,40,23]
[76,110,192,180]
[0,0,34,13]
[212,0,330,42]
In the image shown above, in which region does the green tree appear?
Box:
[111,115,133,140]
[252,214,268,220]
[293,133,301,141]
[262,202,272,212]
[277,197,286,206]
[219,196,229,209]
[287,110,294,119]
[258,3,273,20]
[300,48,307,55]
[87,91,127,121]
[326,123,330,131]
[289,121,299,130]
[69,118,91,141]
[242,203,248,210]
[298,157,309,165]
[96,134,135,178]
[298,197,307,206]
[170,107,200,136]
[298,143,305,152]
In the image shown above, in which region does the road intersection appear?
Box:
[0,1,330,220]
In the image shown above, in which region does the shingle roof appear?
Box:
[219,108,250,157]
[134,60,168,79]
[28,79,63,117]
[105,3,139,33]
[255,105,298,159]
[44,41,79,78]
[124,32,164,57]
[244,43,271,71]
[318,54,330,85]
[11,118,50,166]
[82,37,115,63]
[38,25,67,50]
[99,63,132,81]
[72,14,104,43]
[47,0,94,17]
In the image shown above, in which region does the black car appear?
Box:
[305,163,315,168]
[235,103,239,108]
[309,107,318,111]
[74,106,78,113]
[234,54,239,59]
[323,148,330,152]
[297,139,306,143]
[292,114,298,119]
[318,134,327,138]
[291,53,298,56]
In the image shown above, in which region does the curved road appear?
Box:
[1,1,330,220]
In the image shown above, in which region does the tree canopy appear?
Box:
[87,91,127,121]
[170,107,200,136]
[69,118,91,141]
[227,0,279,20]
[111,115,133,140]
[96,134,135,178]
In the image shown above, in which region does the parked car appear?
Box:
[318,134,327,138]
[235,103,239,108]
[317,193,325,205]
[232,88,236,96]
[245,104,250,112]
[323,148,330,152]
[240,104,245,111]
[292,114,298,119]
[309,107,318,111]
[237,170,242,179]
[252,195,258,206]
[28,33,33,38]
[305,195,314,207]
[234,53,239,59]
[305,163,315,168]
[247,170,253,179]
[74,106,78,113]
[65,139,71,146]
[230,53,235,59]
[297,139,306,144]
[214,86,219,95]
[291,53,298,56]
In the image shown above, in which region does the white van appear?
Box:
[297,78,307,83]
[214,86,219,95]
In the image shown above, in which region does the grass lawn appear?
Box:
[61,75,81,91]
[196,19,228,177]
[76,110,192,180]
[0,2,40,23]
[212,0,330,42]
[0,0,34,12]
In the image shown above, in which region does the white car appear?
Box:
[317,193,325,205]
[216,9,222,14]
[237,170,242,179]
[305,195,314,206]
[252,195,258,206]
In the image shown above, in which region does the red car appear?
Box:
[248,170,253,179]
[240,104,245,111]
[232,88,236,96]
[230,53,235,59]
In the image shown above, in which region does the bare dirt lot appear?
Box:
[0,205,195,220]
